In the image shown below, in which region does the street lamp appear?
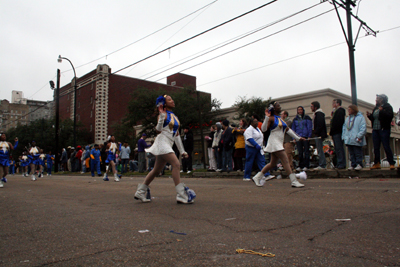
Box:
[58,55,77,147]
[49,69,60,172]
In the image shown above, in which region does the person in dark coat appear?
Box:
[330,99,346,169]
[220,120,234,172]
[311,101,327,170]
[366,94,395,170]
[182,126,194,173]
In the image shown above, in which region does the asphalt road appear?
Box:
[1,175,399,266]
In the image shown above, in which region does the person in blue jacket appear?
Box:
[9,157,15,175]
[46,151,54,176]
[342,105,367,171]
[0,134,18,188]
[90,144,102,177]
[291,106,313,171]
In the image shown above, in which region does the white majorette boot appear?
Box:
[134,184,151,203]
[252,172,264,187]
[289,173,304,188]
[31,174,37,181]
[0,180,4,188]
[295,171,307,181]
[175,183,196,204]
[114,173,120,182]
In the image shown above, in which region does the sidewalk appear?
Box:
[193,167,400,179]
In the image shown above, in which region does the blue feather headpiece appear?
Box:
[156,95,167,107]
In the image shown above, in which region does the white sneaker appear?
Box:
[252,172,264,186]
[348,166,354,171]
[313,166,326,171]
[180,170,183,173]
[114,174,120,182]
[243,178,251,182]
[31,175,36,181]
[187,171,192,174]
[295,171,307,181]
[216,169,222,172]
[355,164,363,171]
[302,167,309,171]
[0,181,3,188]
[296,167,301,171]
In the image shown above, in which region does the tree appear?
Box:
[233,96,272,122]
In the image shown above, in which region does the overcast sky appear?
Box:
[1,0,399,112]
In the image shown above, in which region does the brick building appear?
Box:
[58,64,210,144]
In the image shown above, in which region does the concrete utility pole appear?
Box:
[329,0,376,105]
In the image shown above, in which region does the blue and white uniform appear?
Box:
[0,141,18,167]
[39,154,46,166]
[28,147,40,165]
[146,111,180,156]
[21,155,29,167]
[105,142,118,164]
[263,115,300,153]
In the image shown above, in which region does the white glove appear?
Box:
[174,134,188,158]
[155,113,166,132]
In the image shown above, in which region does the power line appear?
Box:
[112,0,279,75]
[153,8,335,82]
[143,2,323,80]
[60,0,219,75]
[124,0,218,76]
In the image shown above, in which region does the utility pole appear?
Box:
[55,69,60,172]
[330,0,376,105]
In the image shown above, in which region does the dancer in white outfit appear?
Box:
[252,101,307,188]
[134,95,196,204]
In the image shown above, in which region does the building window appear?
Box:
[90,110,93,118]
[90,96,93,104]
[78,102,80,108]
[90,124,92,132]
[67,94,69,100]
[67,107,69,113]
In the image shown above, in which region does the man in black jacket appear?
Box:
[367,94,395,170]
[311,101,327,170]
[220,120,234,172]
[330,99,346,169]
[182,127,194,174]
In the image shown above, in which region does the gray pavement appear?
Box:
[1,175,400,266]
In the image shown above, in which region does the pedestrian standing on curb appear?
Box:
[342,105,367,171]
[120,141,131,174]
[311,101,328,170]
[220,120,234,173]
[213,122,223,172]
[330,99,346,169]
[366,94,395,170]
[138,134,150,173]
[292,106,312,171]
[205,125,217,171]
[232,119,247,172]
